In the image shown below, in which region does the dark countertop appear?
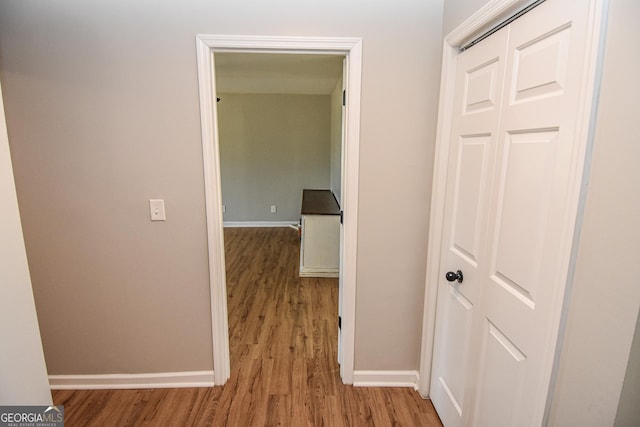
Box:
[301,189,341,215]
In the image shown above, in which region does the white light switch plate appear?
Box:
[149,199,166,221]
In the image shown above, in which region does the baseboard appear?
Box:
[352,370,419,389]
[299,267,339,278]
[223,221,296,228]
[49,370,215,390]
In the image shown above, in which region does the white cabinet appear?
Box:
[299,190,340,278]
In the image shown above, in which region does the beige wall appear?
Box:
[0,82,52,405]
[442,0,492,35]
[442,0,640,423]
[218,93,331,222]
[0,0,444,375]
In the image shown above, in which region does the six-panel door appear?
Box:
[431,0,595,425]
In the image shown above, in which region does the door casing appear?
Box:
[418,0,607,417]
[195,35,362,385]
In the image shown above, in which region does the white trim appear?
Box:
[353,370,419,389]
[223,221,294,228]
[299,267,339,278]
[49,371,215,390]
[448,0,538,47]
[195,35,362,386]
[196,36,230,386]
[338,37,362,385]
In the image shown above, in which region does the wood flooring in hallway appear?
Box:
[53,227,442,426]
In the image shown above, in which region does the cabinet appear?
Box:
[299,190,340,277]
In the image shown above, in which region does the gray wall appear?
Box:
[0,0,444,375]
[441,0,640,424]
[218,93,331,223]
[0,82,52,405]
[616,310,640,427]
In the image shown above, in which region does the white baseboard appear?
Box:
[353,370,419,389]
[299,267,339,278]
[223,221,296,228]
[49,370,215,390]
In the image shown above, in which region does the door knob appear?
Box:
[445,270,464,283]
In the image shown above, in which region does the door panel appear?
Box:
[451,135,490,266]
[430,28,509,427]
[431,0,597,425]
[438,286,473,415]
[492,129,559,308]
[464,58,501,114]
[511,25,571,104]
[337,57,346,366]
[474,1,592,425]
[474,320,527,427]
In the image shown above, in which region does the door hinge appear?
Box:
[338,316,342,330]
[342,90,346,106]
[340,210,344,224]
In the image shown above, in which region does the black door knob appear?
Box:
[445,270,464,283]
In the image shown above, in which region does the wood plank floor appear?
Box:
[53,227,442,426]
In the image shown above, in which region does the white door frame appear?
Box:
[195,35,362,385]
[418,0,606,402]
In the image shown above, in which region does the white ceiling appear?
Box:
[214,53,344,95]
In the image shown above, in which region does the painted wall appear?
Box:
[0,82,52,405]
[0,0,444,375]
[615,310,640,427]
[218,93,331,223]
[442,0,493,35]
[329,78,343,206]
[442,0,640,423]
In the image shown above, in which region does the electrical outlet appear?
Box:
[149,199,166,221]
[270,205,277,213]
[222,205,226,213]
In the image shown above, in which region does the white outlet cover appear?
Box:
[149,199,166,221]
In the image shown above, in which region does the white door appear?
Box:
[338,56,347,366]
[430,1,598,425]
[429,25,509,427]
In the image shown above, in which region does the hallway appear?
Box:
[53,227,442,426]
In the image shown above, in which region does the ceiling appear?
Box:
[214,53,344,95]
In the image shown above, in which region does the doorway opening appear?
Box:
[215,52,343,383]
[195,35,363,385]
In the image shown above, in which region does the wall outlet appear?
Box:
[149,199,166,221]
[222,205,226,213]
[270,205,277,213]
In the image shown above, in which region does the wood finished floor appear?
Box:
[53,227,442,426]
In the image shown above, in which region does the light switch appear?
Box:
[149,199,166,221]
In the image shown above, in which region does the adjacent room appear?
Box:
[216,53,344,226]
[212,52,394,424]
